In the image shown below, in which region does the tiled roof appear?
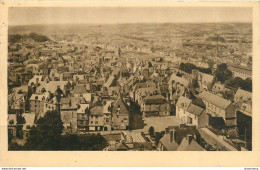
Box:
[187,104,204,116]
[198,91,231,110]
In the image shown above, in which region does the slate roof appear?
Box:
[159,134,179,151]
[198,91,231,110]
[187,104,204,116]
[112,96,129,115]
[177,136,205,151]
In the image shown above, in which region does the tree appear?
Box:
[24,110,63,150]
[149,126,155,137]
[241,78,252,92]
[214,63,233,84]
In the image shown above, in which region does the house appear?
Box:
[197,72,214,91]
[103,133,122,151]
[8,114,17,137]
[234,89,252,104]
[89,106,105,131]
[198,91,236,127]
[176,96,192,122]
[22,113,36,139]
[72,84,92,102]
[28,75,43,86]
[29,92,52,118]
[111,96,130,130]
[36,81,71,95]
[130,81,156,102]
[158,129,179,151]
[77,104,90,131]
[141,95,170,117]
[211,82,226,94]
[60,97,86,133]
[186,104,208,128]
[135,87,157,105]
[118,131,153,151]
[103,100,115,131]
[177,134,205,151]
[107,86,120,96]
[168,74,190,101]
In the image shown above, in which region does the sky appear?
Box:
[8,7,252,25]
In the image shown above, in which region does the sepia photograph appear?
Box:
[1,1,260,167]
[6,6,253,152]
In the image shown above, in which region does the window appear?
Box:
[26,125,30,129]
[91,116,93,118]
[91,121,93,124]
[95,121,98,124]
[95,115,98,118]
[117,115,119,118]
[26,133,29,137]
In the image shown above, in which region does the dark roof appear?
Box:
[159,134,179,151]
[187,104,204,116]
[112,96,129,115]
[144,95,165,105]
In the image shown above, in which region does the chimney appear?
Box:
[165,128,168,134]
[187,134,193,145]
[170,129,176,143]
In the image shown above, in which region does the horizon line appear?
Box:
[9,21,252,26]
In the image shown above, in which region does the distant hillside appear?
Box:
[8,33,50,44]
